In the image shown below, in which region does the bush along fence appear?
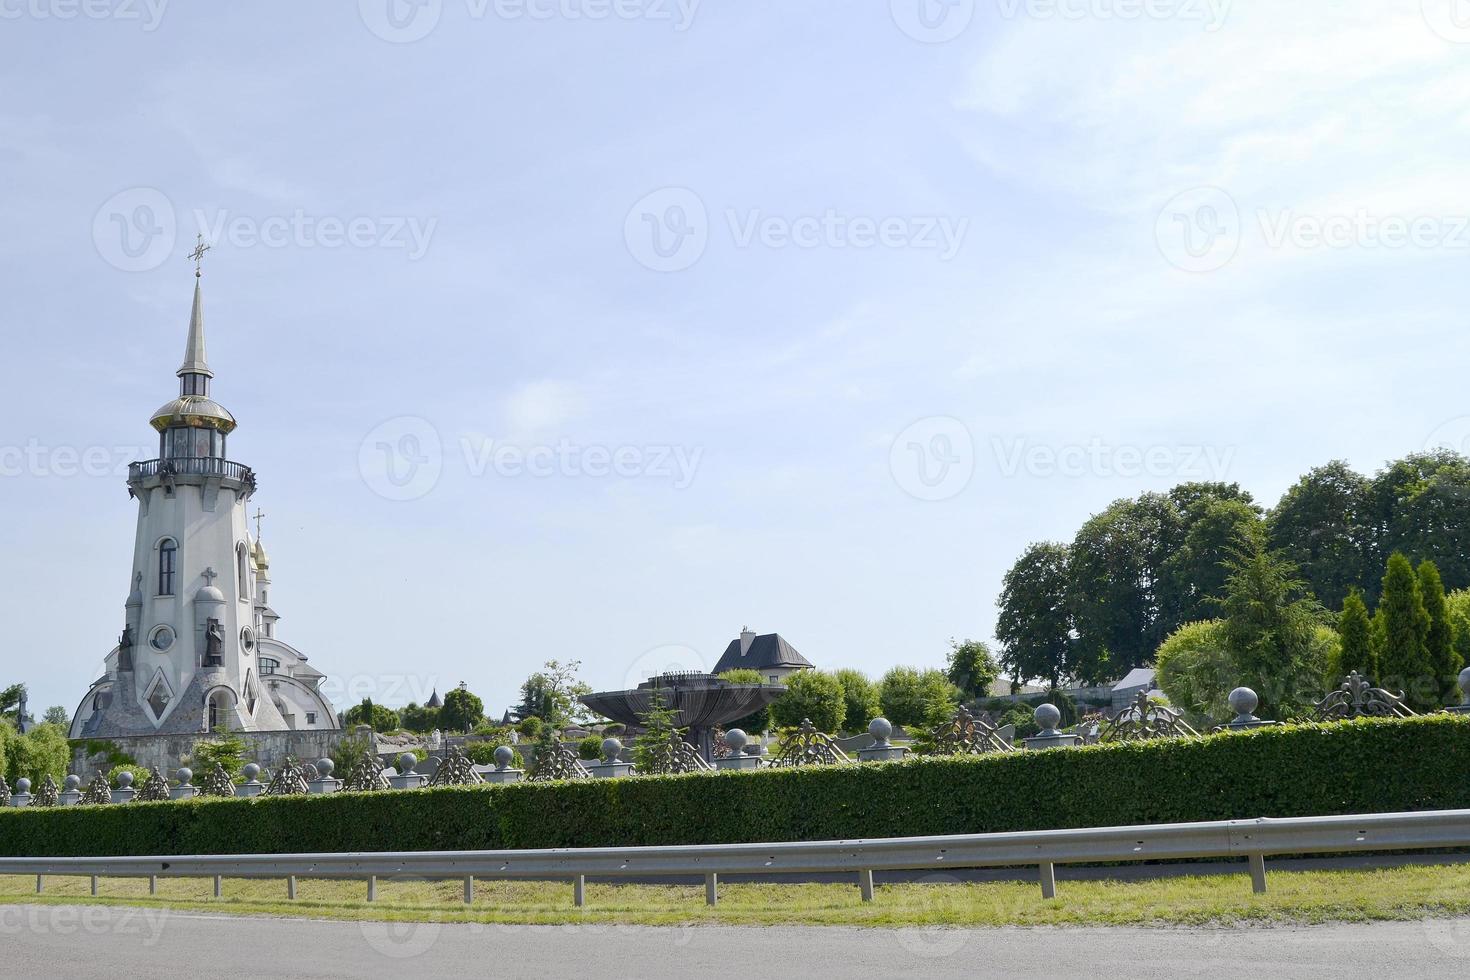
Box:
[1,705,1469,858]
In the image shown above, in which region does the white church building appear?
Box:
[69,262,341,767]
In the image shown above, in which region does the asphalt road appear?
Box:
[4,908,1470,979]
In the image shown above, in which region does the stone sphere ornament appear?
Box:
[175,768,193,786]
[1228,687,1260,718]
[316,759,335,778]
[242,764,260,782]
[601,738,624,764]
[494,745,516,770]
[1035,703,1062,733]
[16,779,31,794]
[725,729,748,755]
[398,753,418,774]
[64,775,81,791]
[869,717,894,747]
[1459,667,1470,704]
[116,771,133,789]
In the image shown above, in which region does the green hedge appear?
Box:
[3,716,1468,858]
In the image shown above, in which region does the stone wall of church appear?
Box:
[70,730,345,777]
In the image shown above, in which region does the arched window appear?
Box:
[207,690,233,732]
[158,540,177,596]
[237,544,249,600]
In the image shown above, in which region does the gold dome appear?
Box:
[149,396,238,434]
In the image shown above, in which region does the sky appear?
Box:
[4,0,1470,720]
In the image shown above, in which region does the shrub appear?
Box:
[578,735,605,761]
[516,717,544,739]
[769,671,846,733]
[466,741,521,768]
[2,716,1467,857]
[832,669,881,733]
[879,667,961,728]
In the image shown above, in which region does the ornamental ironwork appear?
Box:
[136,767,172,802]
[429,746,482,786]
[1098,692,1201,743]
[343,756,389,792]
[638,731,713,775]
[527,742,591,782]
[264,758,311,796]
[1311,672,1416,722]
[927,706,1015,756]
[35,775,60,807]
[198,763,237,798]
[79,772,112,805]
[0,776,10,804]
[770,720,852,768]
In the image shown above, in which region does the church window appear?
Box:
[149,625,175,651]
[237,544,249,600]
[143,672,173,721]
[158,540,177,595]
[306,712,317,725]
[259,658,280,676]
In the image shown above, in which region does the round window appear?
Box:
[241,627,256,653]
[150,626,175,651]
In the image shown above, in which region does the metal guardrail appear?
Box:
[3,809,1468,907]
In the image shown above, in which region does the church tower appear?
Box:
[71,252,339,739]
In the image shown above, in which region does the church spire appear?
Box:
[178,236,213,381]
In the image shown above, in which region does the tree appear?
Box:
[831,669,877,733]
[0,684,23,720]
[1419,560,1463,705]
[1267,461,1373,609]
[1154,620,1235,724]
[996,542,1079,688]
[1068,494,1182,677]
[343,697,401,733]
[515,661,593,727]
[400,702,440,734]
[1218,524,1328,717]
[832,669,881,732]
[632,689,684,772]
[42,707,68,727]
[1372,451,1470,594]
[2,721,68,787]
[439,684,485,733]
[878,667,961,729]
[769,670,846,733]
[717,669,772,733]
[1333,589,1376,682]
[1377,553,1435,711]
[1165,497,1265,625]
[944,640,998,700]
[192,728,250,781]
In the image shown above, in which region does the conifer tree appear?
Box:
[1377,553,1433,710]
[1418,560,1463,705]
[1334,588,1375,682]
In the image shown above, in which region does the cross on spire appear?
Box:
[188,234,211,278]
[202,567,218,587]
[253,508,266,541]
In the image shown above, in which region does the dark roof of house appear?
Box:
[426,689,443,708]
[712,633,814,675]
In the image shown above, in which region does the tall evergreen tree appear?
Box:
[1334,588,1375,683]
[1218,524,1326,716]
[1418,560,1462,705]
[1377,553,1434,710]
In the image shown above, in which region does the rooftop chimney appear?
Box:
[740,627,757,657]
